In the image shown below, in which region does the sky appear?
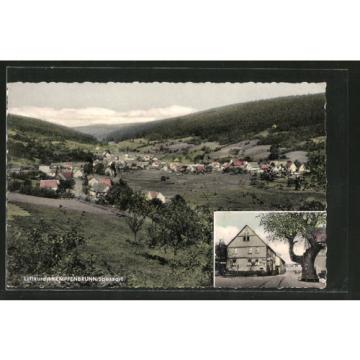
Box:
[214,211,310,264]
[7,82,326,128]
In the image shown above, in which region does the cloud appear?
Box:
[214,226,240,245]
[7,105,197,127]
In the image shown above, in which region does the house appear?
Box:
[102,150,111,158]
[210,161,222,171]
[92,183,110,197]
[297,163,306,174]
[63,162,73,170]
[195,164,205,174]
[169,162,181,172]
[145,191,166,203]
[246,162,261,173]
[39,165,57,177]
[226,225,286,275]
[150,160,161,169]
[99,177,112,187]
[39,179,59,191]
[104,167,116,177]
[74,169,83,178]
[88,177,99,187]
[231,159,248,168]
[287,161,297,174]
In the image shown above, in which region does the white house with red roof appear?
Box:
[39,180,59,191]
[145,191,166,203]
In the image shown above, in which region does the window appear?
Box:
[234,248,238,254]
[248,248,253,254]
[243,231,250,241]
[255,248,260,254]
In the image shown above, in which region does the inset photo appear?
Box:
[214,211,326,289]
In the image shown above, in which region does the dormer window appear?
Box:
[243,231,250,241]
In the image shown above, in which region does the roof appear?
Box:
[146,191,159,199]
[232,159,247,167]
[227,224,286,263]
[59,171,73,180]
[99,178,112,187]
[40,180,58,189]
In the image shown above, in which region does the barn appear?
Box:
[226,225,286,275]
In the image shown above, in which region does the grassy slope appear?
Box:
[8,114,96,143]
[106,94,326,144]
[7,202,211,288]
[7,114,97,166]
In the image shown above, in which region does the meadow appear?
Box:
[118,169,325,210]
[7,202,212,288]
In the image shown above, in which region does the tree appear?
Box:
[147,195,210,255]
[307,142,326,189]
[268,144,280,160]
[125,192,148,244]
[215,240,227,275]
[106,179,133,210]
[260,212,326,281]
[83,161,93,175]
[94,162,105,175]
[58,179,75,192]
[7,215,113,287]
[82,175,89,194]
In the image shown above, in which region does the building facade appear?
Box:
[226,225,286,275]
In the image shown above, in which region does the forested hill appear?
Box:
[7,114,96,143]
[7,114,96,166]
[106,93,326,144]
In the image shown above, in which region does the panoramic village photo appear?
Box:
[214,211,327,289]
[6,80,326,288]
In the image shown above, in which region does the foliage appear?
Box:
[307,142,326,190]
[106,94,325,144]
[268,144,280,160]
[125,192,148,243]
[7,114,95,165]
[83,162,93,175]
[7,214,113,287]
[260,212,326,281]
[94,162,105,175]
[147,195,212,255]
[19,184,60,198]
[105,179,134,210]
[8,114,96,143]
[58,179,75,192]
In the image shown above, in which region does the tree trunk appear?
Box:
[300,245,321,282]
[288,238,322,282]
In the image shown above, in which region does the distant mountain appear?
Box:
[7,114,96,165]
[74,123,145,140]
[105,94,326,144]
[8,114,96,143]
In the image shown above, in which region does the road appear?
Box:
[7,192,124,218]
[215,271,326,289]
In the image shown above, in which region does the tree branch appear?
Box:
[288,237,303,264]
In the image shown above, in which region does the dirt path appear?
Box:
[215,271,326,289]
[7,192,124,218]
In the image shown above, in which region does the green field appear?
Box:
[118,170,325,210]
[7,202,212,288]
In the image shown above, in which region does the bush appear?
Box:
[7,216,113,288]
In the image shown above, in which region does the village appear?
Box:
[8,147,309,205]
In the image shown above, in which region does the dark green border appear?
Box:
[0,62,353,299]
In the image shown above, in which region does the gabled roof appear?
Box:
[227,224,286,263]
[40,180,58,189]
[99,178,112,187]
